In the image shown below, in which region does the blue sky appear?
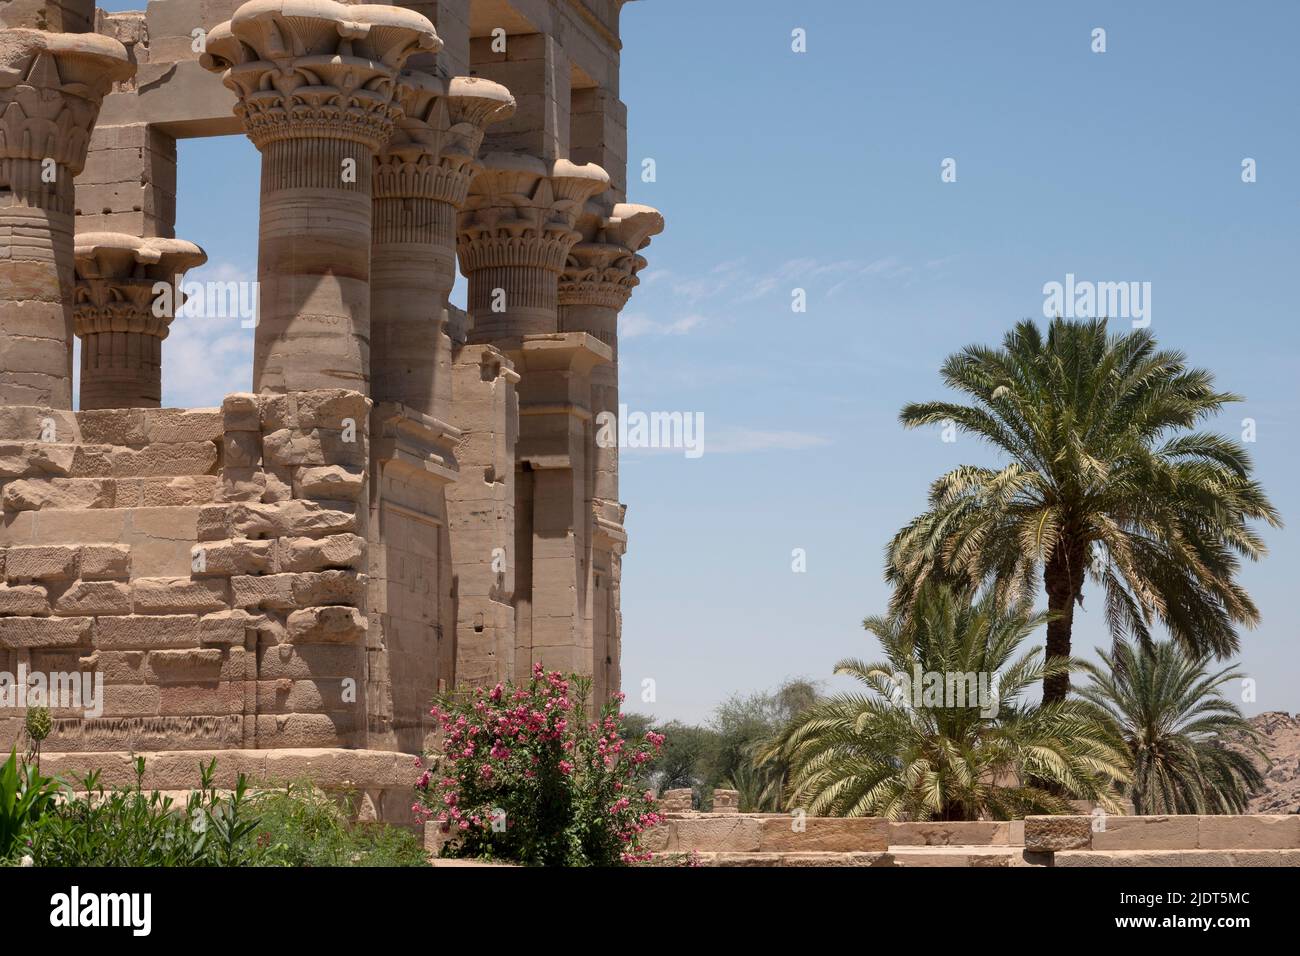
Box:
[100,0,1300,724]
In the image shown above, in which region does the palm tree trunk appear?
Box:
[1042,540,1084,704]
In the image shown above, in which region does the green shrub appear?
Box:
[16,759,427,868]
[247,782,427,867]
[25,759,261,867]
[0,749,59,862]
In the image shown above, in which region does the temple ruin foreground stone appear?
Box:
[0,0,661,821]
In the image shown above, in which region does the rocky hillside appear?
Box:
[1245,712,1300,814]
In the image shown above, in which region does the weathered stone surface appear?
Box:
[114,476,220,508]
[131,577,228,614]
[230,571,363,611]
[53,581,132,616]
[0,442,77,479]
[108,442,218,477]
[225,501,358,539]
[198,609,261,645]
[663,816,762,853]
[222,394,261,432]
[0,616,92,648]
[758,816,889,852]
[1023,816,1094,852]
[80,545,131,581]
[5,546,79,582]
[890,821,1012,846]
[1091,814,1198,851]
[286,606,368,644]
[223,430,262,468]
[262,428,366,468]
[1196,814,1300,850]
[191,539,274,576]
[94,614,200,649]
[141,409,223,444]
[0,584,50,616]
[276,533,366,572]
[293,464,365,501]
[3,477,113,511]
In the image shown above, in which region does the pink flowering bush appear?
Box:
[415,665,666,866]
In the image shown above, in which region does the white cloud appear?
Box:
[703,427,832,455]
[622,312,709,338]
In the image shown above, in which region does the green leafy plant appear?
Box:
[0,748,60,862]
[247,782,428,867]
[764,584,1129,819]
[888,317,1280,702]
[1080,638,1267,814]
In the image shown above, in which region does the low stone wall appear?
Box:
[644,813,889,854]
[1025,814,1300,853]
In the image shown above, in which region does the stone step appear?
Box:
[1054,849,1300,867]
[889,845,1049,867]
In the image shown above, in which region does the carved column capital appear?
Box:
[374,72,515,206]
[559,202,664,309]
[73,233,207,337]
[0,29,134,208]
[457,154,610,275]
[72,232,207,410]
[199,0,441,152]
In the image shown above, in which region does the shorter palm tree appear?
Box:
[1079,639,1266,814]
[764,584,1128,820]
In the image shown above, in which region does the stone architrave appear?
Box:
[0,28,134,407]
[73,232,207,409]
[199,0,440,395]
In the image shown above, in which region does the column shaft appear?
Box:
[255,140,374,393]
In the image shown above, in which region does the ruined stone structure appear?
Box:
[0,0,661,819]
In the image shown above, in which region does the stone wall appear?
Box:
[0,390,370,754]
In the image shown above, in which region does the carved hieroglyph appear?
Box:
[73,232,207,410]
[0,28,133,408]
[200,0,439,394]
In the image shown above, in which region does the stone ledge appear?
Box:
[1025,814,1300,852]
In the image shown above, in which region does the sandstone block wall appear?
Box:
[0,390,372,754]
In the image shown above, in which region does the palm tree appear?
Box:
[1079,638,1266,814]
[887,317,1280,703]
[763,584,1128,820]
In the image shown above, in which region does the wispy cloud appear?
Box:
[622,312,709,338]
[703,427,832,454]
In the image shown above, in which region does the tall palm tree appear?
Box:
[887,317,1280,703]
[763,584,1128,820]
[1079,639,1266,814]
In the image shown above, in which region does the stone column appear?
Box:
[72,233,206,409]
[199,0,439,395]
[370,72,513,418]
[456,154,609,686]
[0,29,133,407]
[365,70,511,751]
[457,153,609,350]
[558,202,663,708]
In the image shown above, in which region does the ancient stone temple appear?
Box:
[0,0,661,820]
